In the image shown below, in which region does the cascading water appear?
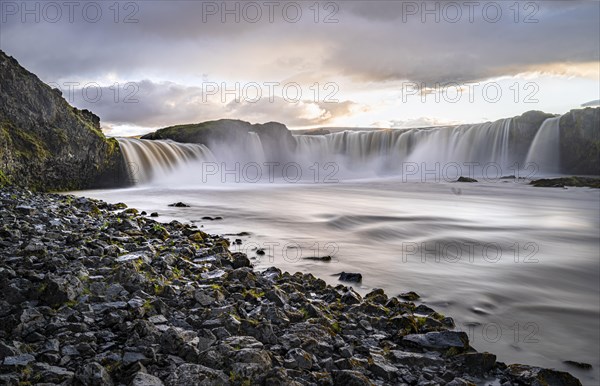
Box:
[117,115,566,185]
[525,117,561,175]
[117,138,215,184]
[293,119,515,177]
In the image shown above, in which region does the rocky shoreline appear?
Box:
[0,188,583,385]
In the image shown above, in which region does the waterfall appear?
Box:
[525,117,561,175]
[117,138,215,184]
[293,119,515,176]
[247,132,266,164]
[116,115,568,185]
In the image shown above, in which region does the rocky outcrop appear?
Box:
[0,50,129,191]
[0,188,584,385]
[141,119,297,162]
[559,108,600,175]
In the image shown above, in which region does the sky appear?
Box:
[1,0,599,136]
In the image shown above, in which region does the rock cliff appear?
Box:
[0,50,129,191]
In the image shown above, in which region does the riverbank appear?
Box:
[0,188,583,385]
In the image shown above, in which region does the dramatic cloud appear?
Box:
[1,0,598,133]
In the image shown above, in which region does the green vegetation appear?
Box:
[0,169,10,187]
[1,120,50,160]
[531,176,600,188]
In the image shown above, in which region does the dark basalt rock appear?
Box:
[507,364,582,386]
[0,50,129,191]
[456,176,478,183]
[168,202,190,207]
[303,255,332,261]
[563,360,593,370]
[338,272,362,283]
[398,291,420,301]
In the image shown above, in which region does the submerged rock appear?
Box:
[456,176,478,183]
[168,202,190,207]
[338,272,362,282]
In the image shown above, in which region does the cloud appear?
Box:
[581,100,600,107]
[387,117,462,129]
[61,79,362,131]
[2,1,597,86]
[1,1,597,131]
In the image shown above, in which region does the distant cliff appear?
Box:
[0,50,129,191]
[560,108,600,175]
[141,119,297,161]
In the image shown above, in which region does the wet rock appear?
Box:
[303,255,332,261]
[456,176,478,182]
[341,289,362,305]
[338,272,362,283]
[398,291,420,301]
[231,252,251,269]
[168,202,190,207]
[403,331,469,352]
[563,360,592,370]
[507,364,582,386]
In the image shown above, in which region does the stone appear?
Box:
[369,353,399,381]
[168,202,190,207]
[332,370,372,386]
[338,272,362,283]
[285,348,314,370]
[165,363,230,385]
[456,352,496,375]
[507,364,582,386]
[75,362,113,386]
[403,331,469,352]
[390,350,443,367]
[456,176,478,182]
[130,372,165,386]
[2,353,35,366]
[40,275,83,307]
[398,291,420,301]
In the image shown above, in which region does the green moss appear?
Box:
[445,347,461,357]
[1,120,50,160]
[331,321,341,334]
[0,169,10,187]
[242,288,265,299]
